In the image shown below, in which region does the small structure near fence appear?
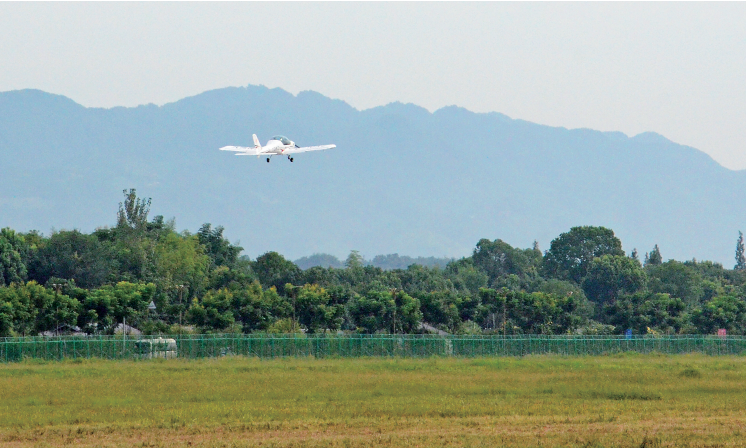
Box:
[134,338,177,359]
[0,334,743,363]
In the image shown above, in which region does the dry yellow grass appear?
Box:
[0,354,743,447]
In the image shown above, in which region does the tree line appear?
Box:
[0,189,744,337]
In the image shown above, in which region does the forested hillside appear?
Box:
[1,191,744,337]
[0,86,744,264]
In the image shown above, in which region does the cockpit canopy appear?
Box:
[272,135,292,145]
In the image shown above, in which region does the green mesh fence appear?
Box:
[0,334,743,362]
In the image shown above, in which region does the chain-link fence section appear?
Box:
[0,334,743,362]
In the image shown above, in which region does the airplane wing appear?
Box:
[220,145,268,156]
[282,144,336,155]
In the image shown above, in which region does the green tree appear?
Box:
[189,282,291,333]
[413,290,463,333]
[398,264,454,296]
[645,244,663,266]
[110,235,154,283]
[154,232,209,294]
[543,226,624,283]
[444,258,488,294]
[630,248,639,264]
[0,282,80,335]
[80,282,156,333]
[345,250,365,269]
[347,290,390,333]
[534,279,594,320]
[104,281,156,330]
[253,252,301,294]
[472,238,538,284]
[348,289,422,333]
[0,300,13,337]
[206,261,256,291]
[603,292,686,334]
[646,260,703,306]
[691,294,746,335]
[110,190,166,283]
[197,223,243,269]
[116,188,151,232]
[536,279,587,301]
[502,290,584,335]
[301,266,340,289]
[391,289,422,333]
[0,227,28,286]
[735,231,745,271]
[34,283,80,334]
[581,254,646,305]
[475,287,506,331]
[187,291,235,331]
[27,230,117,288]
[288,284,345,333]
[0,283,37,336]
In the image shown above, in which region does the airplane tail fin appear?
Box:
[252,134,261,148]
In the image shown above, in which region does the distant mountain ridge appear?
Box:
[0,85,744,265]
[294,253,454,270]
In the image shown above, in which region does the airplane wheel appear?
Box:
[290,158,294,162]
[266,158,270,163]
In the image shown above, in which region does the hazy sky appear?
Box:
[1,2,744,169]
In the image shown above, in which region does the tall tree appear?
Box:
[398,264,454,296]
[472,238,537,284]
[0,228,28,286]
[345,250,365,269]
[645,244,662,266]
[444,258,488,294]
[253,252,301,294]
[197,223,243,269]
[27,230,116,288]
[116,189,151,232]
[543,226,624,284]
[154,233,209,296]
[630,248,639,264]
[735,231,745,271]
[646,260,703,306]
[581,255,646,305]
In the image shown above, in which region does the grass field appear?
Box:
[0,354,743,447]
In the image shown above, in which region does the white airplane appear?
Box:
[220,134,336,163]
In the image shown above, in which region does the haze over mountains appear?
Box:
[0,85,744,265]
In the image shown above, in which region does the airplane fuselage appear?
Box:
[219,134,335,163]
[256,139,294,155]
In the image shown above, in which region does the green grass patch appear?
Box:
[678,367,703,378]
[0,354,743,447]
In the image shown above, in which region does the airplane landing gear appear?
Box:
[266,157,270,163]
[290,157,294,162]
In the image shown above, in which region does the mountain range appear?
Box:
[0,85,744,265]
